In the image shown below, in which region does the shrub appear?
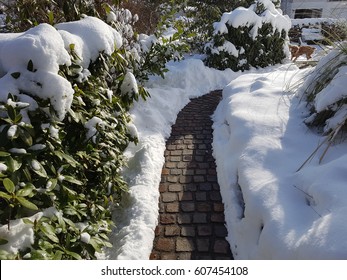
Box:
[0,0,122,32]
[0,13,149,259]
[204,0,291,71]
[294,42,347,169]
[301,46,347,135]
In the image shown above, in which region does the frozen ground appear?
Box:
[0,13,346,260]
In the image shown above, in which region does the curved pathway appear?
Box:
[150,90,233,260]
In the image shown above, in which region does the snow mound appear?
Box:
[213,64,347,259]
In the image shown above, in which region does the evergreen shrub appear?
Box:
[204,0,291,71]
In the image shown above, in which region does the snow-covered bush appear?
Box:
[204,0,291,71]
[0,16,147,260]
[178,0,255,52]
[300,44,347,139]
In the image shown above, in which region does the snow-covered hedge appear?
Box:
[0,16,147,260]
[204,0,291,71]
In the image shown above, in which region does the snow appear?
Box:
[84,116,106,142]
[107,53,347,259]
[1,7,347,260]
[213,0,291,40]
[121,72,139,96]
[314,65,347,112]
[104,58,237,260]
[212,64,346,259]
[56,16,122,69]
[0,16,122,122]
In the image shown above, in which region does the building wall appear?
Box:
[281,0,347,19]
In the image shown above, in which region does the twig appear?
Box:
[296,136,329,172]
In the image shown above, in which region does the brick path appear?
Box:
[150,90,233,260]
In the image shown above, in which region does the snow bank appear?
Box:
[213,64,347,259]
[104,58,238,259]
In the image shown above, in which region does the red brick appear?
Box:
[165,225,180,236]
[197,239,210,252]
[178,192,193,201]
[162,193,176,202]
[197,225,212,236]
[181,226,195,237]
[197,202,212,212]
[213,203,224,212]
[161,168,170,175]
[181,202,195,212]
[160,214,175,224]
[179,176,192,184]
[176,238,194,252]
[166,203,179,213]
[211,213,225,223]
[168,184,183,192]
[156,238,175,252]
[213,240,230,254]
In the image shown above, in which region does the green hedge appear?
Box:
[204,0,290,71]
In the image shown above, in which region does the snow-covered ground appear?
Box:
[107,50,347,259]
[0,10,346,260]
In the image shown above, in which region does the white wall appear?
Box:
[281,0,347,19]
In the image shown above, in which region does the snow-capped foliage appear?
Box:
[205,0,291,71]
[300,45,347,135]
[0,24,73,121]
[56,16,123,69]
[0,14,146,260]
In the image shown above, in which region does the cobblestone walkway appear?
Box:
[150,90,233,260]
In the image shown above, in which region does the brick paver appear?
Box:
[150,90,233,260]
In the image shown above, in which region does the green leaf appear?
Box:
[6,157,22,173]
[27,60,34,72]
[7,106,16,121]
[0,151,10,157]
[0,238,8,245]
[16,197,38,211]
[11,72,21,79]
[22,167,32,181]
[19,127,33,146]
[64,249,82,260]
[88,238,102,253]
[39,222,59,243]
[46,178,57,192]
[69,43,75,51]
[54,151,78,167]
[48,10,54,25]
[14,113,22,123]
[63,175,83,186]
[52,250,63,260]
[30,160,47,178]
[3,178,15,193]
[16,184,35,197]
[63,217,77,229]
[56,214,66,232]
[22,218,34,225]
[0,191,11,200]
